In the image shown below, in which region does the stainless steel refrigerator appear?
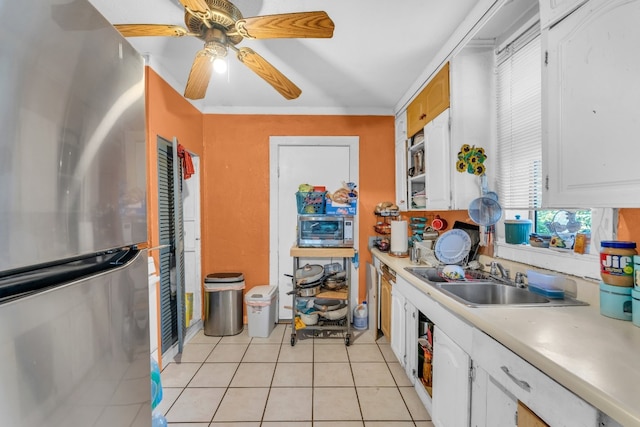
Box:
[0,0,150,425]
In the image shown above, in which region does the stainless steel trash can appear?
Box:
[204,272,245,336]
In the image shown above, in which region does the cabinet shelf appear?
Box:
[409,141,425,153]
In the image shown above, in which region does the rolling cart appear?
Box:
[289,246,355,346]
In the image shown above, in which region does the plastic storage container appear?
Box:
[632,288,640,327]
[353,302,368,330]
[600,241,637,287]
[504,215,532,244]
[526,270,565,299]
[599,282,632,321]
[204,273,245,336]
[245,285,278,338]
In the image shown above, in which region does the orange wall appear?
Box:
[202,114,395,304]
[146,68,204,258]
[145,68,640,324]
[618,209,640,243]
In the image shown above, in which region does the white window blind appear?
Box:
[496,25,542,210]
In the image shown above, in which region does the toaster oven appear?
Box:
[297,215,355,248]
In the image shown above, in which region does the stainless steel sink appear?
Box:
[438,283,550,306]
[404,267,588,307]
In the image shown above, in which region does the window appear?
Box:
[495,24,542,210]
[492,21,610,280]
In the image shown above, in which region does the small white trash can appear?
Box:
[245,285,278,338]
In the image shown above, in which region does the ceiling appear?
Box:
[87,0,488,115]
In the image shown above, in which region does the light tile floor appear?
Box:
[157,324,435,427]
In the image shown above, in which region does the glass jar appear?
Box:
[600,241,637,287]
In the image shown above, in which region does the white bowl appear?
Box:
[442,265,465,280]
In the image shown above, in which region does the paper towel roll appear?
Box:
[390,220,408,254]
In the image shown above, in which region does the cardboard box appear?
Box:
[325,199,357,215]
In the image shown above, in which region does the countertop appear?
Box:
[371,248,640,426]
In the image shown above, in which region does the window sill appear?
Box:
[494,241,600,280]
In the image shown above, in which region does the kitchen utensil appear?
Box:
[294,264,324,284]
[431,215,448,231]
[442,265,465,280]
[299,311,319,325]
[323,262,343,275]
[292,284,321,297]
[323,275,346,290]
[422,226,439,240]
[434,229,472,264]
[468,196,503,226]
[314,298,341,311]
[319,304,348,320]
[452,221,480,261]
[410,246,422,264]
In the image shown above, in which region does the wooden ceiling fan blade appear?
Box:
[178,0,211,14]
[235,11,335,39]
[184,49,214,100]
[236,48,301,100]
[114,24,189,37]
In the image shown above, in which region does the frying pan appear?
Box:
[285,264,325,285]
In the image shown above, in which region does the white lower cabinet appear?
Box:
[471,328,599,427]
[432,326,471,427]
[383,265,612,427]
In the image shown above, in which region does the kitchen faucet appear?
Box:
[487,261,510,280]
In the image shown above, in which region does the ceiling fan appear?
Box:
[114,0,335,100]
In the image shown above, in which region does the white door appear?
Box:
[269,137,359,320]
[182,155,202,329]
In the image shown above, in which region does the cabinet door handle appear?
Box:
[501,366,531,392]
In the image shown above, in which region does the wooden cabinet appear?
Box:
[407,63,450,138]
[518,401,549,427]
[539,0,588,29]
[390,284,406,365]
[543,0,640,208]
[431,325,471,427]
[380,273,392,339]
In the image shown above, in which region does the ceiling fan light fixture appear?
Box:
[212,57,227,74]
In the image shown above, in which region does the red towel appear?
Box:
[177,144,195,180]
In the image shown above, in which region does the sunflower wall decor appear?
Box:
[456,144,487,176]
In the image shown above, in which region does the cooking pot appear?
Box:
[324,276,346,290]
[299,311,319,325]
[319,304,348,320]
[288,283,321,297]
[286,264,324,285]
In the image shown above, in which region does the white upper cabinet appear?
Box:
[424,109,452,210]
[542,0,640,207]
[539,0,589,29]
[395,111,408,210]
[449,44,495,210]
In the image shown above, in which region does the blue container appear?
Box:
[504,215,532,244]
[599,282,632,321]
[632,288,640,327]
